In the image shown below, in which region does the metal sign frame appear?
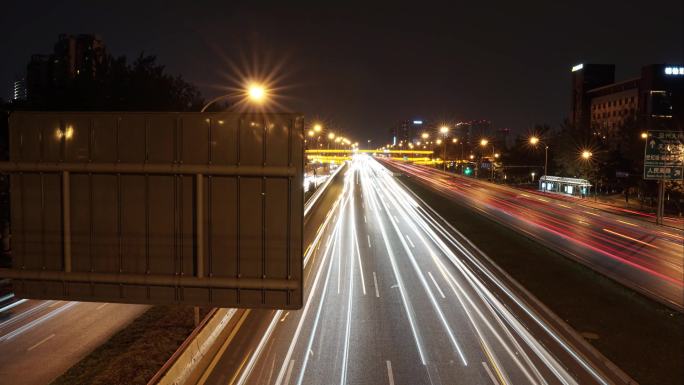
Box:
[0,112,304,309]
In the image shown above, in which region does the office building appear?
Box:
[571,63,684,140]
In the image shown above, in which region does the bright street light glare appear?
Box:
[581,150,592,159]
[247,83,267,103]
[640,132,648,139]
[421,132,429,139]
[328,132,335,140]
[439,126,449,134]
[436,139,442,144]
[452,138,458,143]
[314,124,323,132]
[308,130,315,137]
[530,136,539,145]
[480,138,489,146]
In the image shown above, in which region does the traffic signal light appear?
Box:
[464,166,472,176]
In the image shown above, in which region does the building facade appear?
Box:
[26,34,107,103]
[571,64,684,140]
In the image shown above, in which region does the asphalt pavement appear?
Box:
[196,155,628,385]
[0,298,147,385]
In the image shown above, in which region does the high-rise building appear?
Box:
[26,34,107,104]
[390,119,425,145]
[571,63,684,139]
[11,77,27,101]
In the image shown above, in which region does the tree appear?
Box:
[19,53,204,111]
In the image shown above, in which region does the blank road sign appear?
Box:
[0,112,304,309]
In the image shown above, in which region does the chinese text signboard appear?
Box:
[644,130,684,180]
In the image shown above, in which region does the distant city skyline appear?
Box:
[2,1,682,144]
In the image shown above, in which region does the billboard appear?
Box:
[0,112,304,309]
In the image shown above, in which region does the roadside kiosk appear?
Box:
[539,176,592,197]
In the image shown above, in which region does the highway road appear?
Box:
[0,296,147,385]
[384,160,684,311]
[196,155,628,385]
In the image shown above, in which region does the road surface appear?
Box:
[385,160,684,311]
[0,297,147,385]
[196,155,628,385]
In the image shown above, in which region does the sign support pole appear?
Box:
[657,180,665,225]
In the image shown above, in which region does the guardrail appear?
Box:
[148,161,347,385]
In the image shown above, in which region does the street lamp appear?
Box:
[439,126,449,172]
[529,136,549,178]
[201,81,269,112]
[480,138,497,180]
[421,132,429,140]
[328,132,335,140]
[640,132,648,139]
[313,124,323,133]
[580,149,595,200]
[307,130,315,137]
[247,83,266,103]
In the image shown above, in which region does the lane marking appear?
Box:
[280,311,290,322]
[405,234,415,248]
[373,272,380,298]
[386,360,395,385]
[427,271,446,298]
[196,309,248,385]
[617,219,638,227]
[95,303,107,310]
[284,359,295,385]
[482,361,500,385]
[48,301,62,308]
[367,235,372,248]
[27,333,55,352]
[364,215,367,223]
[602,228,658,249]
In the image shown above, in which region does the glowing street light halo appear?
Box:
[246,82,267,103]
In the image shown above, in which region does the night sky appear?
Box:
[2,1,682,143]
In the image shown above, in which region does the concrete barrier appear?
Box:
[149,308,241,385]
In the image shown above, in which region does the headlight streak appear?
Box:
[390,166,613,385]
[360,160,429,366]
[268,173,354,385]
[395,187,579,385]
[362,163,469,367]
[340,169,356,385]
[366,167,535,385]
[370,156,613,385]
[369,158,548,384]
[291,173,354,385]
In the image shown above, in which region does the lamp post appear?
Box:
[580,150,595,200]
[529,136,549,179]
[480,138,498,181]
[439,126,449,171]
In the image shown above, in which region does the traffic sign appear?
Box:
[643,130,684,180]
